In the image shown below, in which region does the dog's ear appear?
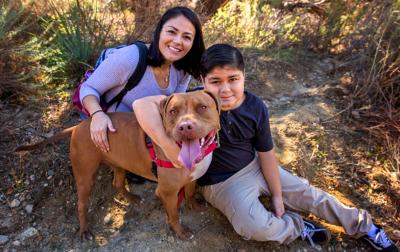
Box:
[159,94,175,120]
[203,90,221,115]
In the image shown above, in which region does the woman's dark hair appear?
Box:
[200,44,244,78]
[148,6,205,79]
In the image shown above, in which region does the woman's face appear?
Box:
[159,15,196,64]
[203,66,246,111]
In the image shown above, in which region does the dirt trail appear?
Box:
[1,53,399,252]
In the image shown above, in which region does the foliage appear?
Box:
[347,1,400,172]
[0,1,38,102]
[204,0,300,48]
[34,0,116,87]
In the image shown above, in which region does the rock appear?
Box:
[18,227,38,240]
[3,248,18,252]
[25,204,33,214]
[0,216,15,232]
[19,194,25,202]
[351,110,361,119]
[30,175,35,181]
[12,240,21,246]
[10,199,20,208]
[47,170,54,176]
[393,229,400,239]
[167,236,174,243]
[103,213,112,224]
[0,235,9,245]
[44,131,54,138]
[314,244,322,251]
[0,193,6,203]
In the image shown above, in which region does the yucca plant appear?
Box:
[0,2,37,102]
[38,0,113,87]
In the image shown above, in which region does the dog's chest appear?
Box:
[190,154,212,181]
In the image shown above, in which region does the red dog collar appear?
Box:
[145,135,218,169]
[145,134,218,208]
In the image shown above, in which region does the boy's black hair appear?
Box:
[148,6,205,79]
[200,44,244,78]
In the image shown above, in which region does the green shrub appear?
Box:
[0,2,38,102]
[35,0,114,88]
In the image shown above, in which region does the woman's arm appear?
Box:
[80,45,141,152]
[133,96,183,168]
[258,149,285,218]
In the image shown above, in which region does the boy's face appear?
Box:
[202,66,245,111]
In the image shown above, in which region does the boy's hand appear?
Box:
[272,195,285,218]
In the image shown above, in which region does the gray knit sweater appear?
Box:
[79,44,191,112]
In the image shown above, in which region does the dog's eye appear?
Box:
[197,105,207,113]
[169,109,177,115]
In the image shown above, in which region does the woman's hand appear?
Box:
[90,112,116,152]
[272,195,285,218]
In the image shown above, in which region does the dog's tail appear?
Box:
[15,126,77,152]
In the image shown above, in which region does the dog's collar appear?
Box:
[145,134,218,208]
[145,134,219,169]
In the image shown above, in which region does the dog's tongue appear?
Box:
[178,140,201,170]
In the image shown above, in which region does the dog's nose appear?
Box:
[178,121,196,136]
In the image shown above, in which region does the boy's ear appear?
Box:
[203,90,221,115]
[159,95,175,120]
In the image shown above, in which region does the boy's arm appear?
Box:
[132,96,183,168]
[258,149,285,218]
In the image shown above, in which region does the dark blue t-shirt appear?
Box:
[197,91,274,186]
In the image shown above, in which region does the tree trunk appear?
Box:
[134,0,161,40]
[195,0,229,18]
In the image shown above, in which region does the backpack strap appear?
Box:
[105,41,148,110]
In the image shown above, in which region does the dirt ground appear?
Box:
[1,51,399,252]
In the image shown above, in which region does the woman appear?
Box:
[80,6,205,155]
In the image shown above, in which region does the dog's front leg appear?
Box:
[184,181,207,212]
[156,185,194,240]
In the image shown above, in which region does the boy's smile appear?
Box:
[203,66,245,111]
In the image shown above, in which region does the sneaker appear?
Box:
[300,219,331,247]
[125,172,146,185]
[363,225,399,252]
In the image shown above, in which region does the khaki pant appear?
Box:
[200,157,372,244]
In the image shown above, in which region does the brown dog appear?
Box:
[15,90,221,241]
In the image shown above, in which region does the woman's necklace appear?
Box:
[153,65,171,88]
[164,66,170,85]
[160,64,170,87]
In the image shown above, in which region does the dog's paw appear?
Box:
[79,229,94,241]
[125,193,143,205]
[187,198,207,213]
[173,224,194,241]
